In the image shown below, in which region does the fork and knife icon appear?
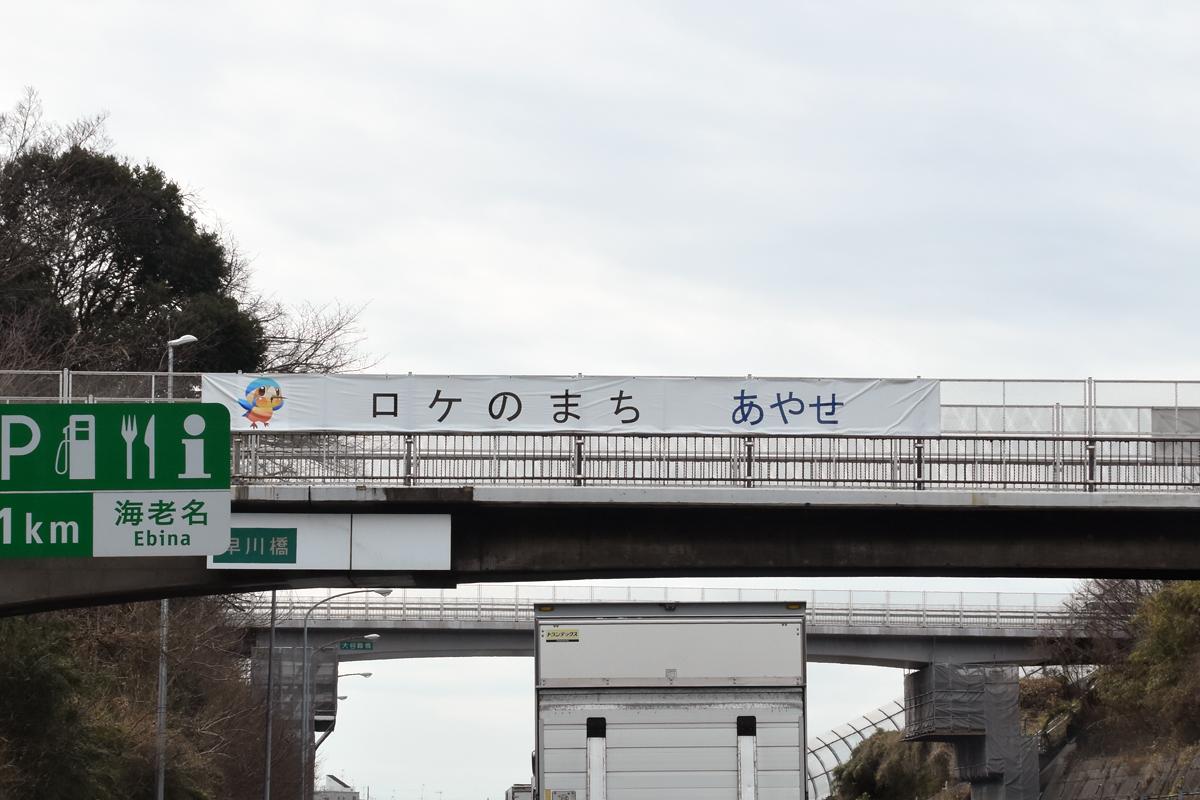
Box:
[119,415,156,480]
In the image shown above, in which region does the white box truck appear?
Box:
[534,602,806,800]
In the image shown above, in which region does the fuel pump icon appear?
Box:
[54,415,96,480]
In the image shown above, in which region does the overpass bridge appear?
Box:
[255,584,1077,669]
[249,585,1079,800]
[5,477,1198,613]
[4,371,1200,612]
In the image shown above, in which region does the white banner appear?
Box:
[202,374,941,435]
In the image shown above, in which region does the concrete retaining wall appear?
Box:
[1043,747,1200,800]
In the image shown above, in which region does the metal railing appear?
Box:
[257,586,1072,631]
[10,370,1200,491]
[230,431,1200,491]
[0,369,203,404]
[1043,783,1200,800]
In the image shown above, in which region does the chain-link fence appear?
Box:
[0,369,203,403]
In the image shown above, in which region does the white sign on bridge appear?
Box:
[202,374,940,435]
[206,513,450,571]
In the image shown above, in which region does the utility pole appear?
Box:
[263,589,277,799]
[155,596,168,800]
[157,333,197,800]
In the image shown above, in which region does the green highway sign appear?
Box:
[0,493,92,559]
[0,404,230,559]
[0,404,230,490]
[339,641,374,652]
[212,527,297,564]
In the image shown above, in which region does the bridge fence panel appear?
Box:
[6,370,1200,491]
[229,431,1200,492]
[258,586,1075,631]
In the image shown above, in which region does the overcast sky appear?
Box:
[3,1,1196,796]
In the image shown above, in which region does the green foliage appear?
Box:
[0,617,135,799]
[0,141,265,371]
[1020,673,1078,732]
[1,88,370,375]
[0,599,299,800]
[832,730,954,800]
[1093,581,1200,746]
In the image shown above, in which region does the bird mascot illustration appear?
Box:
[238,378,285,428]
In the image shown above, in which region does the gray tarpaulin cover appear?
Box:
[904,664,1036,800]
[903,663,1007,738]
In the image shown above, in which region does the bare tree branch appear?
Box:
[257,299,377,373]
[0,87,109,163]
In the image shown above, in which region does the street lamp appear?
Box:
[156,333,198,800]
[300,590,391,800]
[166,334,197,401]
[309,647,380,762]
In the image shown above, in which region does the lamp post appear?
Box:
[156,334,197,800]
[263,590,278,800]
[308,639,379,765]
[166,334,197,401]
[299,590,391,800]
[337,672,373,679]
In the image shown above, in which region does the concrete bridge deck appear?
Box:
[4,482,1199,614]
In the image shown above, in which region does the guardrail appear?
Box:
[230,431,1200,491]
[258,586,1073,631]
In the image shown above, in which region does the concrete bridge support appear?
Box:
[249,631,339,735]
[904,664,1039,800]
